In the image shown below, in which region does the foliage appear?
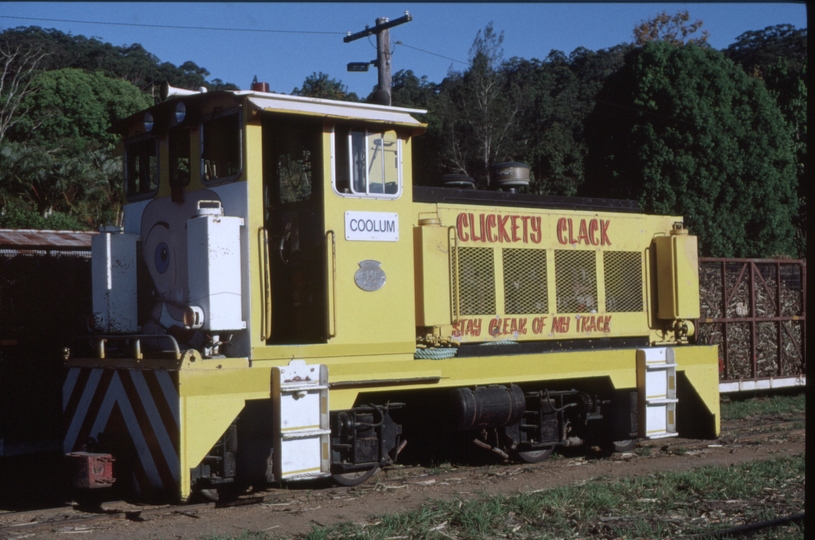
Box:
[633,10,710,47]
[0,140,123,224]
[0,197,88,230]
[0,40,46,144]
[292,72,359,101]
[0,26,239,93]
[721,391,805,421]
[725,25,807,256]
[390,69,444,185]
[432,23,525,188]
[291,455,804,540]
[583,41,799,258]
[8,68,152,149]
[724,24,806,79]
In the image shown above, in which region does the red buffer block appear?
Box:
[66,452,116,489]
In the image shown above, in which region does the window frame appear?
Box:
[331,125,403,199]
[124,135,160,202]
[200,109,243,186]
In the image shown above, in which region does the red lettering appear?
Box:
[603,316,611,333]
[469,213,480,242]
[532,316,547,334]
[521,216,531,243]
[479,214,487,243]
[552,316,570,333]
[453,318,484,337]
[601,219,611,245]
[531,217,542,244]
[456,213,469,242]
[498,215,511,243]
[586,316,596,332]
[577,219,589,245]
[557,218,568,244]
[568,218,577,244]
[511,216,520,242]
[518,318,527,335]
[489,318,500,336]
[589,219,599,246]
[486,214,497,243]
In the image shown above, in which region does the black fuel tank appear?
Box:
[451,384,525,431]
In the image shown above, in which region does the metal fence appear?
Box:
[696,258,806,393]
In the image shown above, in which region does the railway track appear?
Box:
[0,407,804,539]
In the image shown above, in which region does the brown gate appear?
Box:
[696,258,806,392]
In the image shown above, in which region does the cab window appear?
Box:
[169,125,191,189]
[124,136,158,200]
[334,126,401,198]
[202,112,241,183]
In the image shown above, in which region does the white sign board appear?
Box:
[345,211,399,242]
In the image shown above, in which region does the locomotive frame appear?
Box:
[63,84,719,502]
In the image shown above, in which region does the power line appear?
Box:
[0,15,345,36]
[2,14,471,71]
[395,40,468,66]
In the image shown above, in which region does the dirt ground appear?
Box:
[0,416,805,540]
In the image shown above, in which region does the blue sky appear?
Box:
[0,3,807,98]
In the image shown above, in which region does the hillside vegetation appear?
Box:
[0,15,806,257]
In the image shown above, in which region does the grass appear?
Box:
[203,392,806,540]
[213,454,802,540]
[721,390,805,422]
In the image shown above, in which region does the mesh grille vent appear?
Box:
[454,247,496,315]
[604,251,644,312]
[503,249,548,314]
[555,250,597,313]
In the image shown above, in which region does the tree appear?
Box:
[8,68,152,149]
[501,55,585,196]
[390,69,444,185]
[724,24,806,79]
[583,41,798,258]
[633,10,709,47]
[0,41,46,144]
[0,26,238,93]
[435,23,523,187]
[724,25,807,255]
[291,72,358,101]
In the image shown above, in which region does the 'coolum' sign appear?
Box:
[345,211,399,242]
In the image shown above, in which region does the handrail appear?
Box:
[259,227,273,341]
[326,230,337,339]
[92,334,181,360]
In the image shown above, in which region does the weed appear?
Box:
[294,455,804,540]
[721,391,805,421]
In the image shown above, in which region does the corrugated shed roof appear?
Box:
[0,229,96,249]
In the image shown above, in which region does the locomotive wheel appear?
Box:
[332,464,380,486]
[516,447,555,463]
[197,484,240,503]
[611,439,638,453]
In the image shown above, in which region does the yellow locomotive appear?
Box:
[63,82,719,501]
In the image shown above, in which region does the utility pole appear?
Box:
[344,12,413,105]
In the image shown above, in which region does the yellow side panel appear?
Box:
[325,348,638,395]
[178,366,271,499]
[673,345,720,436]
[414,224,452,327]
[655,233,701,320]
